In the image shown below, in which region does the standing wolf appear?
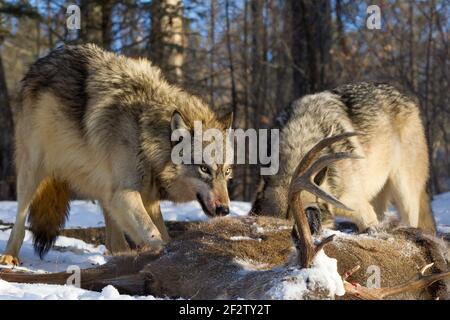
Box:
[0,44,233,266]
[252,82,436,234]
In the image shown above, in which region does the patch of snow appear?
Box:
[251,223,290,234]
[233,258,270,272]
[0,201,104,229]
[0,228,107,273]
[432,192,450,234]
[256,226,265,233]
[161,201,250,222]
[229,236,262,242]
[0,281,157,300]
[266,250,345,300]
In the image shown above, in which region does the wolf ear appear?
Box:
[313,166,328,185]
[171,111,189,132]
[219,111,233,129]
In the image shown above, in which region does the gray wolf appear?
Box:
[0,44,233,266]
[252,82,436,234]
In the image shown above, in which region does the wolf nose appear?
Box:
[215,205,229,216]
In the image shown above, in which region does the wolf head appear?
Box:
[165,110,233,217]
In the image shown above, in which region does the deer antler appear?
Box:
[342,263,450,300]
[288,133,361,268]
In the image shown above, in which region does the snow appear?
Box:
[229,236,262,242]
[432,192,450,233]
[0,200,251,228]
[266,250,345,300]
[234,258,270,271]
[0,192,448,300]
[0,281,157,300]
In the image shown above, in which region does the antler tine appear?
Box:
[289,152,362,211]
[293,132,359,179]
[291,179,353,212]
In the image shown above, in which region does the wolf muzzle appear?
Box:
[196,193,230,217]
[215,204,229,216]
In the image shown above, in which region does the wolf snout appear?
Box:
[215,205,230,216]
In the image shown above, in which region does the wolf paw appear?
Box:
[0,255,20,266]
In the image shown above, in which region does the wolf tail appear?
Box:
[28,177,71,258]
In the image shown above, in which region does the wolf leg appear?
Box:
[389,110,435,233]
[143,200,170,243]
[418,190,436,234]
[370,182,392,221]
[102,205,130,254]
[1,166,44,265]
[390,174,436,234]
[108,190,164,251]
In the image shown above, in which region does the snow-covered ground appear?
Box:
[0,200,251,228]
[0,192,448,300]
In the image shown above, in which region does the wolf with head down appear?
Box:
[0,44,233,266]
[252,82,436,235]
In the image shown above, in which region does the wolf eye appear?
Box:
[199,165,210,174]
[225,168,232,176]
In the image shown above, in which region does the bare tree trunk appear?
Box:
[260,0,269,124]
[209,0,215,108]
[35,0,41,56]
[423,0,439,194]
[242,1,250,200]
[290,0,331,95]
[225,0,237,120]
[249,0,264,200]
[46,0,53,48]
[408,2,417,91]
[316,0,332,88]
[335,0,348,56]
[251,0,263,130]
[101,0,114,50]
[149,0,184,83]
[290,0,307,97]
[0,53,15,200]
[273,1,291,112]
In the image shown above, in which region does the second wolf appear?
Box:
[252,82,436,234]
[0,44,233,266]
